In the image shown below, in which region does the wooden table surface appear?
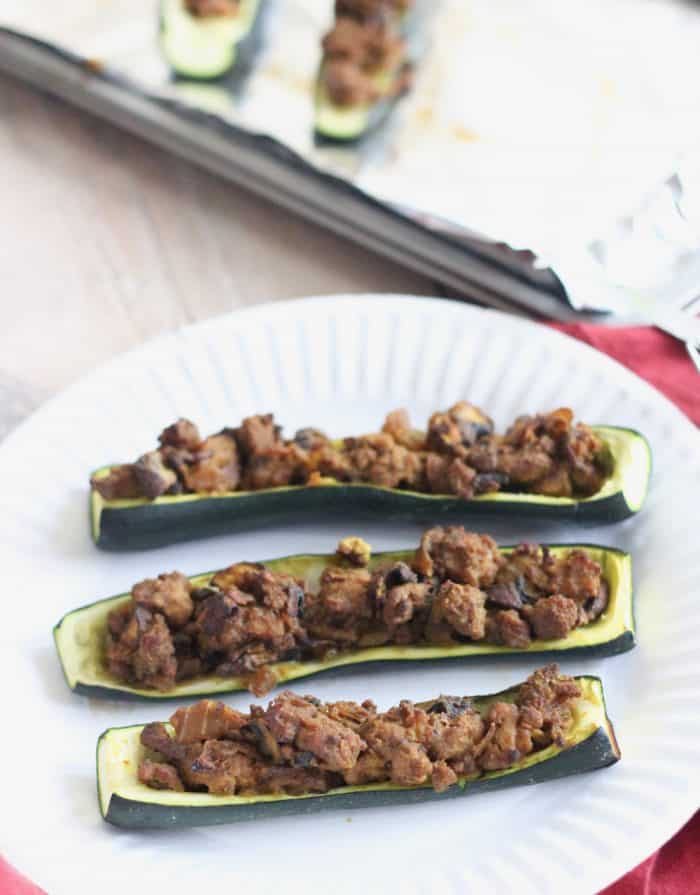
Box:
[0,72,435,440]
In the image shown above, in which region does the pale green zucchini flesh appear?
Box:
[159,0,260,79]
[55,544,634,701]
[314,65,403,141]
[97,676,620,829]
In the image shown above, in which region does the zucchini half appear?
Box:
[159,0,261,79]
[90,427,651,551]
[314,62,409,142]
[55,544,634,701]
[314,4,422,142]
[97,675,620,829]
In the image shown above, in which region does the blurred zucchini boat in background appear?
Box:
[315,0,421,141]
[160,0,261,79]
[55,528,634,701]
[89,404,651,550]
[97,666,620,829]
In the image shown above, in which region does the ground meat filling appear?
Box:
[342,433,422,488]
[185,0,240,17]
[137,664,581,796]
[320,4,408,108]
[105,527,609,695]
[91,404,611,503]
[336,0,414,20]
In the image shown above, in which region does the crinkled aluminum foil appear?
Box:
[4,0,700,315]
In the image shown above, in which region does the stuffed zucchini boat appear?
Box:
[315,0,420,141]
[160,0,261,79]
[55,526,634,701]
[97,665,620,829]
[89,404,651,550]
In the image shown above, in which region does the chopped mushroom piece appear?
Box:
[159,418,201,451]
[133,451,178,498]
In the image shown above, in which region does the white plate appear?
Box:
[1,295,699,895]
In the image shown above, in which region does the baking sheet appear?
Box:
[3,0,700,314]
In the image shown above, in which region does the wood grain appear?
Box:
[0,73,433,438]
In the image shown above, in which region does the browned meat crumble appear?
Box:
[105,526,609,695]
[185,0,240,17]
[137,664,581,796]
[321,1,411,108]
[91,403,613,502]
[336,0,414,21]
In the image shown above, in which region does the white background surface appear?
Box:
[1,296,699,894]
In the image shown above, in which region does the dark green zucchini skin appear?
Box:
[94,485,638,552]
[102,727,619,830]
[72,631,635,702]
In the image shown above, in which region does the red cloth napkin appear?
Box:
[600,811,700,895]
[548,323,700,426]
[551,323,699,894]
[1,324,697,895]
[0,857,47,895]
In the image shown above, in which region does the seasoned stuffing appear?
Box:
[424,454,477,499]
[104,526,610,695]
[313,567,373,620]
[430,582,486,641]
[138,664,582,796]
[426,401,494,456]
[106,608,177,691]
[181,434,240,493]
[321,1,408,107]
[336,536,372,567]
[91,405,612,502]
[185,0,240,17]
[133,450,178,498]
[343,433,422,488]
[526,595,579,641]
[413,526,502,587]
[323,17,402,73]
[321,60,378,107]
[138,758,184,791]
[335,0,414,20]
[132,572,193,628]
[264,692,364,771]
[486,609,532,649]
[90,464,142,500]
